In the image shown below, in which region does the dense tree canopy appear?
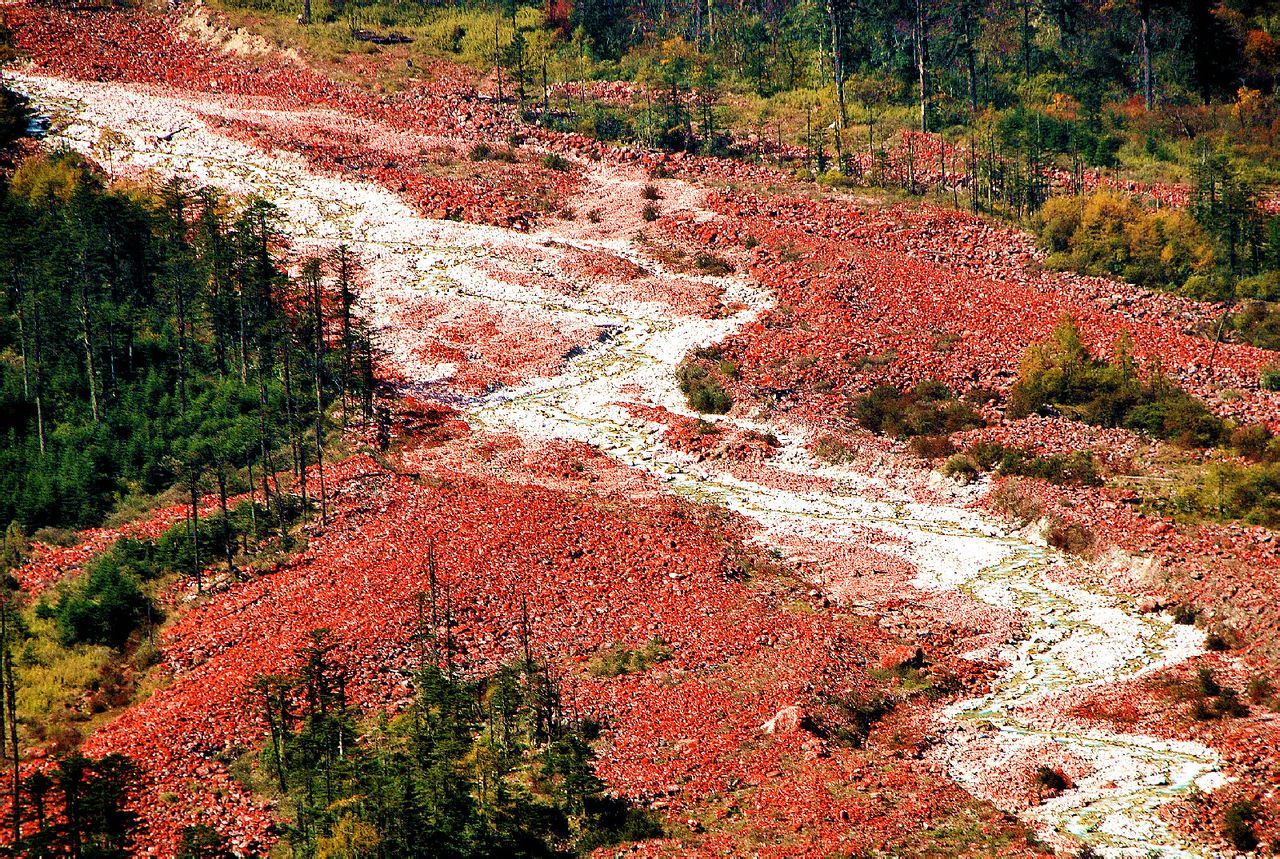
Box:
[0,152,375,534]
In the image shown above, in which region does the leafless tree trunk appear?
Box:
[915,0,929,132]
[1139,0,1154,110]
[828,0,846,130]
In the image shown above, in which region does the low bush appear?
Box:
[851,380,984,440]
[1246,674,1274,705]
[1036,191,1213,292]
[1033,766,1069,793]
[988,479,1045,524]
[1189,668,1249,720]
[1230,300,1280,351]
[693,252,733,276]
[814,434,857,464]
[154,498,300,574]
[0,85,27,148]
[587,639,674,677]
[997,448,1103,487]
[51,547,158,649]
[1008,318,1226,448]
[538,152,572,172]
[909,435,956,459]
[467,142,518,163]
[676,361,733,414]
[641,202,659,221]
[1223,800,1259,852]
[639,183,661,201]
[814,692,894,749]
[1045,515,1096,556]
[32,527,80,548]
[1182,462,1280,527]
[1262,363,1280,391]
[1228,423,1279,461]
[942,453,980,483]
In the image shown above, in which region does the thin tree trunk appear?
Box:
[967,42,978,112]
[3,602,18,845]
[217,466,236,575]
[13,281,28,399]
[915,0,929,133]
[79,282,100,422]
[310,268,329,526]
[189,468,202,593]
[1021,0,1031,80]
[829,0,846,130]
[1139,0,1154,110]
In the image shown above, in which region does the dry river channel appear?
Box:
[13,71,1233,857]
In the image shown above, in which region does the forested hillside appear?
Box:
[225,0,1280,172]
[212,0,1280,320]
[0,152,374,533]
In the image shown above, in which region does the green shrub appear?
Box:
[814,691,893,749]
[676,361,732,414]
[1033,766,1069,792]
[814,434,857,464]
[1262,363,1280,391]
[1230,301,1280,351]
[693,252,733,276]
[942,454,980,483]
[468,142,518,163]
[1190,462,1280,527]
[909,435,955,459]
[587,639,673,678]
[1197,666,1222,697]
[998,449,1103,487]
[539,152,573,172]
[641,202,659,221]
[1035,191,1213,291]
[988,479,1045,524]
[53,550,158,649]
[31,527,80,548]
[1223,800,1259,852]
[1009,318,1225,447]
[1229,424,1277,461]
[851,381,983,440]
[0,85,26,148]
[640,184,661,201]
[1045,515,1096,556]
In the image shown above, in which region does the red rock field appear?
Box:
[4,3,1280,858]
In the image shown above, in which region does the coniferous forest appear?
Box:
[0,151,374,533]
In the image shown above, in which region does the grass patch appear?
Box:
[586,639,674,678]
[677,360,733,414]
[814,434,857,464]
[693,252,733,276]
[947,442,1103,487]
[850,379,983,440]
[1224,799,1259,852]
[468,141,519,163]
[539,152,573,172]
[1008,318,1225,448]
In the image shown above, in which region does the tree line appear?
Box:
[248,619,660,859]
[0,151,378,543]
